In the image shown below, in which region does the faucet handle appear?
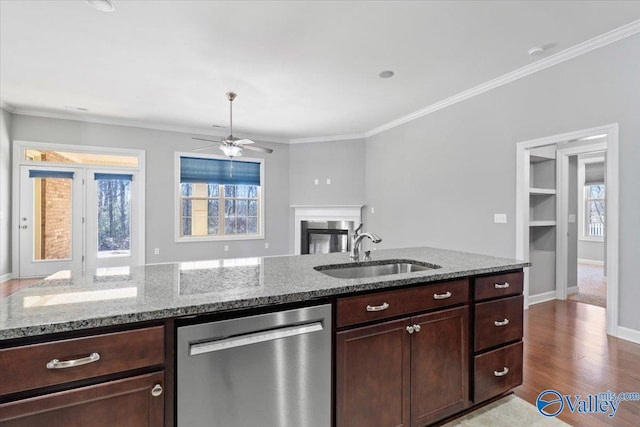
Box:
[354,223,363,236]
[364,251,371,261]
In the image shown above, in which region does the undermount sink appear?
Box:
[314,259,440,279]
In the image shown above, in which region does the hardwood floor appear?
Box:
[0,278,43,297]
[515,300,640,426]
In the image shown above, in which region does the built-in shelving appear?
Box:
[529,220,556,227]
[529,188,556,195]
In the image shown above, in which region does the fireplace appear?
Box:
[291,205,363,255]
[301,221,354,255]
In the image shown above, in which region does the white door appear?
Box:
[85,169,141,269]
[19,166,83,277]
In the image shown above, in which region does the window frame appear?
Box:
[577,156,605,243]
[175,152,265,242]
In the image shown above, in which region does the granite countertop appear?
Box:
[0,247,529,341]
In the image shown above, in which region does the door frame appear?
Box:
[12,140,146,277]
[515,123,619,337]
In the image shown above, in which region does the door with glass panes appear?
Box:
[19,166,140,277]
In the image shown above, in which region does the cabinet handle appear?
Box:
[433,291,452,300]
[366,302,389,312]
[413,324,421,332]
[494,367,509,377]
[151,384,163,397]
[494,282,510,289]
[46,352,100,369]
[406,325,415,334]
[494,319,510,327]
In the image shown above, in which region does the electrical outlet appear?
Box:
[568,214,576,223]
[265,242,269,249]
[494,214,507,223]
[224,245,229,252]
[326,178,331,185]
[314,178,319,185]
[154,248,160,255]
[371,207,375,214]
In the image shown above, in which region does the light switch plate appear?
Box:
[494,213,507,223]
[568,214,576,223]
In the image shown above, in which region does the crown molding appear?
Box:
[0,101,16,113]
[288,133,365,144]
[363,19,640,138]
[9,108,289,144]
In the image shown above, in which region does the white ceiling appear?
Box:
[1,1,639,142]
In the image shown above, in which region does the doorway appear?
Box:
[515,123,619,336]
[13,142,145,277]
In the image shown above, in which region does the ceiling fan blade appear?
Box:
[193,145,217,152]
[242,145,274,154]
[192,137,218,143]
[235,138,255,145]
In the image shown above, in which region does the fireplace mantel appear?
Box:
[292,205,363,255]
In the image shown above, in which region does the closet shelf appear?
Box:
[529,188,556,195]
[529,220,556,227]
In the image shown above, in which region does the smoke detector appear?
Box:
[528,46,545,57]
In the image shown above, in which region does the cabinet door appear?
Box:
[336,318,411,427]
[0,371,164,427]
[411,306,469,427]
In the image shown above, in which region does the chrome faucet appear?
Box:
[350,223,382,261]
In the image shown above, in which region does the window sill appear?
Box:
[579,236,604,243]
[175,234,265,243]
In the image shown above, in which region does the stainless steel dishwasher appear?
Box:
[177,304,331,427]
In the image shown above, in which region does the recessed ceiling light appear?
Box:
[379,70,394,79]
[86,0,115,12]
[528,46,545,56]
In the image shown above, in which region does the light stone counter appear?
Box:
[0,247,529,341]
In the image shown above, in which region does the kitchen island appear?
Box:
[0,247,529,427]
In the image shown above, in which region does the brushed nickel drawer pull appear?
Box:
[494,367,509,377]
[433,291,452,300]
[151,384,163,397]
[46,352,100,369]
[366,302,389,312]
[406,325,415,334]
[494,319,510,327]
[413,324,421,332]
[495,282,510,289]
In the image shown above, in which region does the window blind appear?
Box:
[584,162,605,185]
[28,170,74,179]
[180,157,260,186]
[94,173,133,181]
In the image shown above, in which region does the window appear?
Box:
[584,184,605,238]
[177,154,264,240]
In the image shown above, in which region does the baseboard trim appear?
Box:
[567,286,578,295]
[0,272,13,283]
[617,326,640,345]
[578,258,604,266]
[528,291,557,305]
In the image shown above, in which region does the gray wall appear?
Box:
[289,139,365,206]
[578,240,605,262]
[10,115,291,263]
[0,109,11,278]
[364,34,640,331]
[289,138,366,252]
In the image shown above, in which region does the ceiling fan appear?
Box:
[192,92,274,158]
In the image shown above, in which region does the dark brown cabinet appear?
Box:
[336,280,470,427]
[0,371,164,427]
[0,326,166,427]
[471,271,524,403]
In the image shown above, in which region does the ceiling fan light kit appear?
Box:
[192,92,274,158]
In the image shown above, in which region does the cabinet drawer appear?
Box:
[337,280,469,328]
[474,295,523,352]
[474,271,523,301]
[0,326,164,396]
[0,371,164,427]
[473,341,523,403]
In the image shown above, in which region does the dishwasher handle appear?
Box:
[189,321,324,356]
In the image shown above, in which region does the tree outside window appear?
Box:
[585,184,605,238]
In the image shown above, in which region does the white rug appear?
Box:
[442,395,569,426]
